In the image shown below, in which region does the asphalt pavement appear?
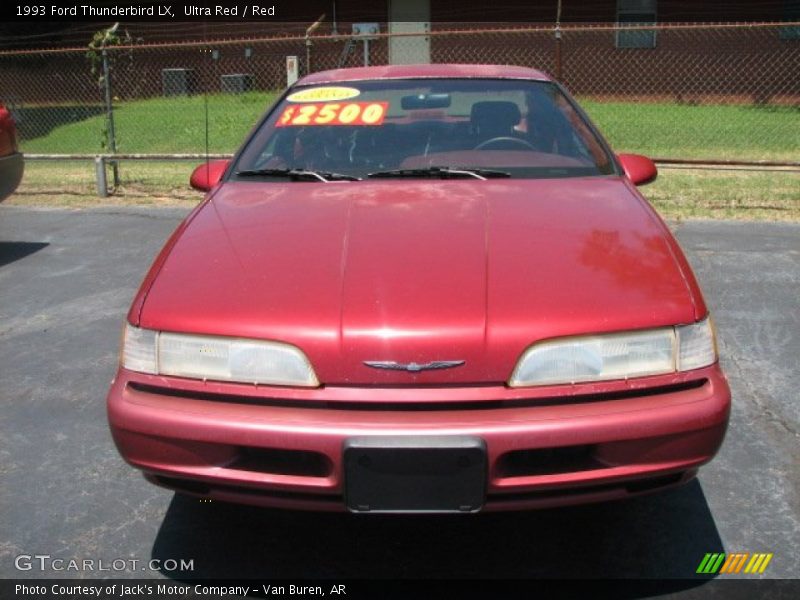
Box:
[1,205,798,591]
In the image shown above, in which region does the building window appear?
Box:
[781,0,800,40]
[616,0,657,49]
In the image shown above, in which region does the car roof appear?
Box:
[296,64,552,86]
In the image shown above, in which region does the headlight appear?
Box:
[676,317,718,371]
[121,324,319,387]
[509,317,717,387]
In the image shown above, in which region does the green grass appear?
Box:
[581,100,800,162]
[644,167,800,220]
[12,94,799,219]
[18,94,800,163]
[21,92,279,154]
[9,161,202,206]
[9,161,799,222]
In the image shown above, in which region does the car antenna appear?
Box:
[204,77,210,180]
[203,23,210,184]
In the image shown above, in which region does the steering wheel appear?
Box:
[474,136,537,151]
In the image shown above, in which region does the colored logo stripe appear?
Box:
[697,553,725,574]
[697,552,773,574]
[719,553,748,573]
[744,553,773,574]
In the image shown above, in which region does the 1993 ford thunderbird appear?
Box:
[107,64,730,513]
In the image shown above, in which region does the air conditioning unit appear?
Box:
[161,68,197,96]
[221,73,254,94]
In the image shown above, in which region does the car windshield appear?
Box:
[234,78,616,180]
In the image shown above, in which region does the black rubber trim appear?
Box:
[149,475,341,503]
[489,472,686,503]
[129,379,707,411]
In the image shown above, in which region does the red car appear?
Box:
[0,103,23,201]
[108,64,730,513]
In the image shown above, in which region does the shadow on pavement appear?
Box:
[152,479,722,591]
[0,241,49,267]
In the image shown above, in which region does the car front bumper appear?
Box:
[107,364,730,512]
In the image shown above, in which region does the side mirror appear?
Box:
[617,154,657,186]
[190,159,230,192]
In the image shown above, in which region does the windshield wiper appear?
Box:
[367,166,510,180]
[234,168,361,182]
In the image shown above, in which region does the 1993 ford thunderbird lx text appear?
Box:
[107,64,730,513]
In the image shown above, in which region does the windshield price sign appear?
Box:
[276,102,389,127]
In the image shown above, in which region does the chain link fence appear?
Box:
[0,22,797,195]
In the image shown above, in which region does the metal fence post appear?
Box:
[94,156,108,197]
[554,0,563,81]
[304,14,325,75]
[554,25,562,81]
[101,48,120,189]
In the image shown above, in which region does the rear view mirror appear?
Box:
[190,159,230,191]
[401,93,452,110]
[617,154,658,186]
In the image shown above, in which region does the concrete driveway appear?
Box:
[1,206,797,590]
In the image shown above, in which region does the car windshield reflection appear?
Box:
[234,79,615,180]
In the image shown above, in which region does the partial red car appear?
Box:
[108,64,730,513]
[0,103,23,201]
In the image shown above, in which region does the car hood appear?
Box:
[139,178,700,385]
